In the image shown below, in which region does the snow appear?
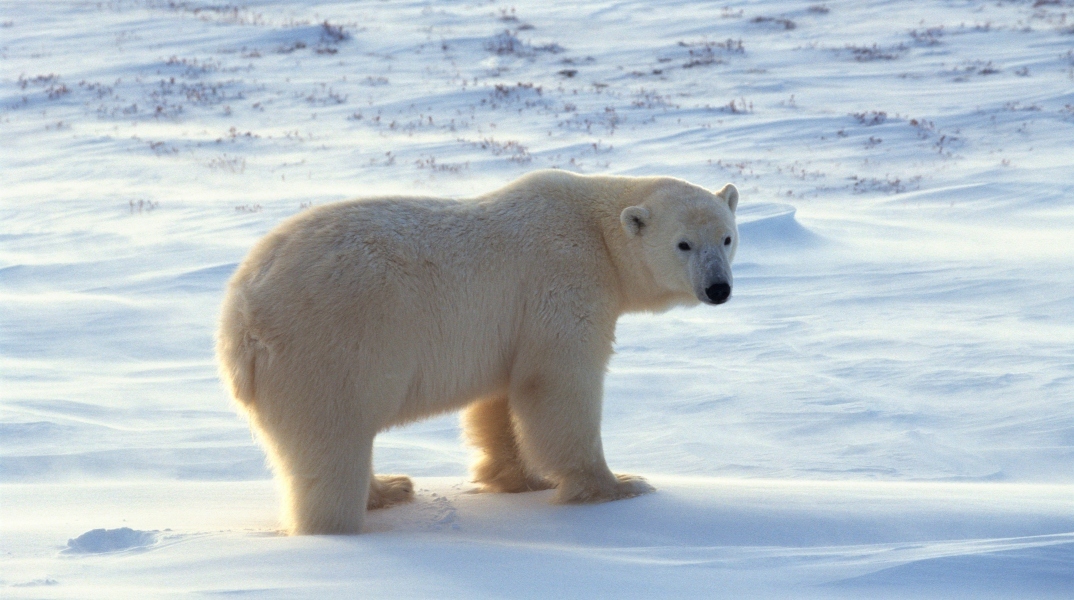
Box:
[1,0,1072,597]
[64,527,159,554]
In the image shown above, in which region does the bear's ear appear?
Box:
[716,183,739,213]
[620,206,651,237]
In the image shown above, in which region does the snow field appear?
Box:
[2,0,1073,597]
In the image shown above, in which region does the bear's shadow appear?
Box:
[358,477,900,549]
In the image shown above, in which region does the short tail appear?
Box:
[217,288,261,408]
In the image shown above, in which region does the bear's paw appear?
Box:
[367,474,415,510]
[554,473,655,504]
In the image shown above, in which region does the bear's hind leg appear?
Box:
[281,430,375,535]
[367,474,415,509]
[463,396,554,493]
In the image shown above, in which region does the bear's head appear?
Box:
[620,180,738,307]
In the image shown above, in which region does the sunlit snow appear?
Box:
[2,1,1072,598]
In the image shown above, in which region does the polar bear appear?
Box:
[217,170,739,534]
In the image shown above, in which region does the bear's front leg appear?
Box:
[507,346,654,504]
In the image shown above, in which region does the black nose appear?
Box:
[705,282,731,304]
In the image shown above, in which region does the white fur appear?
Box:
[217,170,739,534]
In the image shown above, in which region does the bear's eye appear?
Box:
[677,241,692,251]
[723,236,732,246]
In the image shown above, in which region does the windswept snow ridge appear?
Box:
[2,0,1072,597]
[64,528,158,554]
